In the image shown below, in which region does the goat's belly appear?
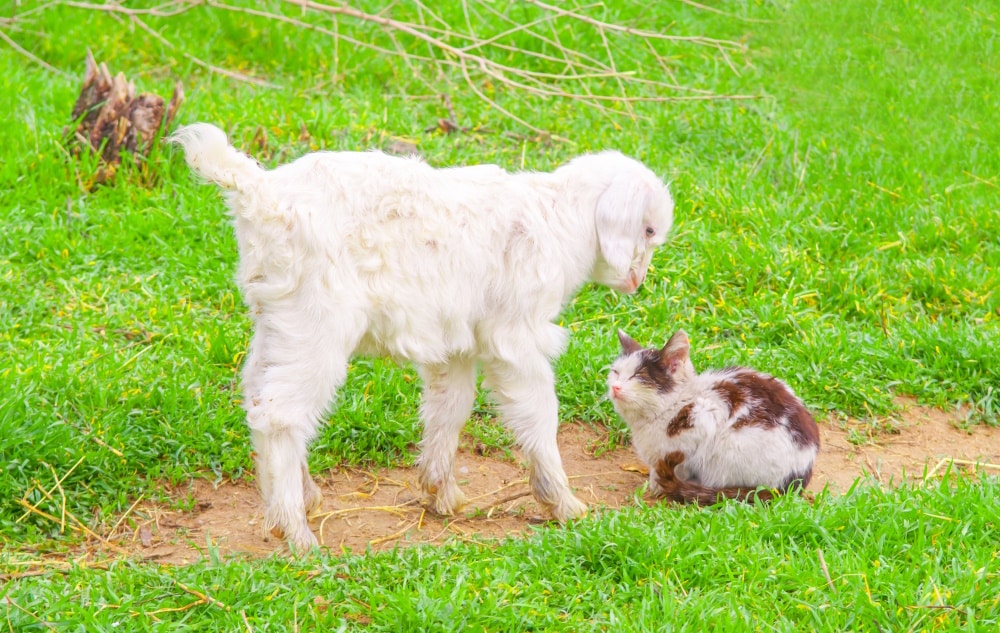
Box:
[358,307,479,364]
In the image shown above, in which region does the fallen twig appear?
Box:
[4,597,57,631]
[107,494,146,538]
[817,548,836,593]
[484,491,533,518]
[15,498,130,555]
[368,520,419,547]
[175,580,232,611]
[16,456,85,524]
[924,457,1000,481]
[315,501,419,544]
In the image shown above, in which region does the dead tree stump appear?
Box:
[69,50,183,183]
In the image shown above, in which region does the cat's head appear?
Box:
[608,329,697,414]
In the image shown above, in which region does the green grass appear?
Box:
[4,480,998,631]
[1,0,998,629]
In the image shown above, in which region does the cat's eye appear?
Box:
[645,226,655,237]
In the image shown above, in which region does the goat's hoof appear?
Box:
[260,517,282,542]
[425,485,466,516]
[287,533,320,555]
[280,521,320,554]
[549,494,588,523]
[262,507,319,552]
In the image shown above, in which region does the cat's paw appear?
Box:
[654,451,687,481]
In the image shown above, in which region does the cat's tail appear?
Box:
[652,452,798,505]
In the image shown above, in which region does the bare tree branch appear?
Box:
[0,26,71,76]
[12,0,758,132]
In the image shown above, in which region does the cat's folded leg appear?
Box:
[650,451,687,499]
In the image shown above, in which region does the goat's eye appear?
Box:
[645,226,655,237]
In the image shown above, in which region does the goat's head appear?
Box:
[586,154,674,294]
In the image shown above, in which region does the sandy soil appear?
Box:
[106,400,998,564]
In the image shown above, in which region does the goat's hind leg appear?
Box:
[242,323,355,551]
[249,421,318,550]
[416,358,477,515]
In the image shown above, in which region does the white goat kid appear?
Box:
[172,123,674,550]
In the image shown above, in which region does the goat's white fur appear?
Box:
[171,123,674,549]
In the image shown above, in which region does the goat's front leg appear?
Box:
[484,355,587,522]
[416,357,477,515]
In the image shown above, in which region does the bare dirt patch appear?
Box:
[121,401,998,564]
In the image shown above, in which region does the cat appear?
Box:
[608,329,820,505]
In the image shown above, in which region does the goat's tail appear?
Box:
[652,452,789,506]
[170,123,263,191]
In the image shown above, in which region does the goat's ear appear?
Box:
[596,173,648,274]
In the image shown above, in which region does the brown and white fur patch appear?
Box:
[608,329,820,505]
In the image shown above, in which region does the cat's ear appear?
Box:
[618,329,642,355]
[660,329,690,374]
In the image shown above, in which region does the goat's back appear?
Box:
[235,150,596,363]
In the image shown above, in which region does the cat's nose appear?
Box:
[611,384,621,398]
